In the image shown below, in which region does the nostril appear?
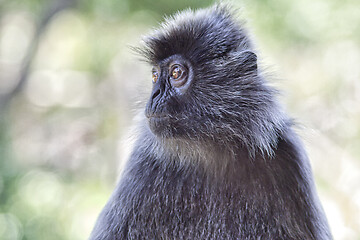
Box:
[152,89,161,100]
[147,85,163,115]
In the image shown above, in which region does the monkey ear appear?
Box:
[239,50,257,73]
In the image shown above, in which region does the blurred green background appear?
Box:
[0,0,359,239]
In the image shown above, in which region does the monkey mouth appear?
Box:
[147,114,171,122]
[147,114,171,127]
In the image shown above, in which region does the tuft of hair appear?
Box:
[140,5,251,64]
[138,5,289,157]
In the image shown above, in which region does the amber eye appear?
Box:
[171,65,183,79]
[169,64,187,87]
[152,71,159,83]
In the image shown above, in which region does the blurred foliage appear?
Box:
[0,0,360,239]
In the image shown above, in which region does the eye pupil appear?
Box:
[172,67,182,79]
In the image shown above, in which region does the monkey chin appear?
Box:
[146,115,187,139]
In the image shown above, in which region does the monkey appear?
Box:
[89,5,332,240]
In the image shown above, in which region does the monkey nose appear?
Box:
[146,82,165,117]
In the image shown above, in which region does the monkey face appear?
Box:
[145,55,195,138]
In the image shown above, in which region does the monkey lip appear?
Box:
[147,115,172,125]
[146,114,171,120]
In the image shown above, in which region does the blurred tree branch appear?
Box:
[0,0,76,113]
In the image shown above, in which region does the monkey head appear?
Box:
[141,6,285,155]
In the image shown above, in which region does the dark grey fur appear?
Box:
[90,5,332,240]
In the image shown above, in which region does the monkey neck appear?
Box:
[149,131,271,183]
[137,117,308,186]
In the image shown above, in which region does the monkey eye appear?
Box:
[152,70,159,83]
[169,64,187,87]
